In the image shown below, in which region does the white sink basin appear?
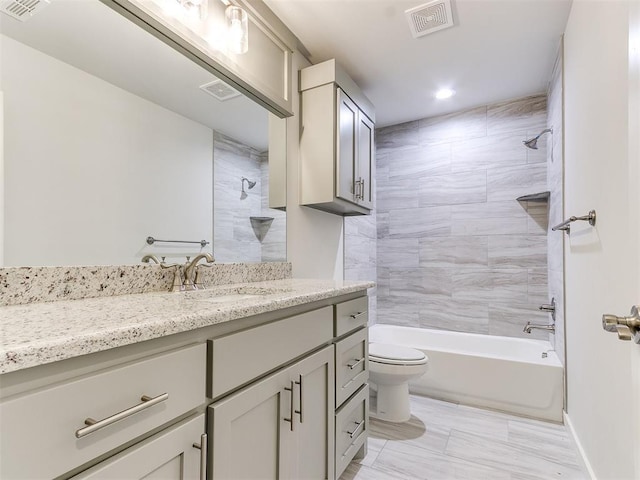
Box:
[186,293,260,303]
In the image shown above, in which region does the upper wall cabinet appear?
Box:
[300,59,375,216]
[105,0,295,117]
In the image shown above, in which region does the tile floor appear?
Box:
[341,395,587,480]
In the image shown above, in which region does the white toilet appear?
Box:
[368,343,429,423]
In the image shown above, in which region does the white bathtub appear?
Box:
[369,324,564,422]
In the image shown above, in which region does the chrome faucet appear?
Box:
[523,322,556,334]
[183,253,215,290]
[141,255,184,292]
[141,254,161,264]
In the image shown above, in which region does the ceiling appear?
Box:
[264,0,573,127]
[0,0,269,150]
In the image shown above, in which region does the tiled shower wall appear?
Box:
[547,44,565,364]
[213,132,286,263]
[375,95,553,339]
[260,155,287,262]
[345,211,378,324]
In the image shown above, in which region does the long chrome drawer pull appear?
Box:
[349,311,367,320]
[347,420,365,439]
[75,393,169,438]
[294,374,304,423]
[192,433,207,480]
[284,381,295,432]
[347,358,365,370]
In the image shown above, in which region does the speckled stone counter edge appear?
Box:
[0,263,292,306]
[0,279,374,374]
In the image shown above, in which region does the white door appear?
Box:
[564,1,640,478]
[630,1,640,473]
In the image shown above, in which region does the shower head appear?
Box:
[523,128,553,150]
[241,177,256,194]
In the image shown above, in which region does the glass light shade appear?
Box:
[225,5,248,54]
[179,0,207,21]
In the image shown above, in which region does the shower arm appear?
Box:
[551,210,596,234]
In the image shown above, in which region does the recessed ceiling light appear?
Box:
[435,88,455,100]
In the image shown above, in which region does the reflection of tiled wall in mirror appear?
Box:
[213,133,286,263]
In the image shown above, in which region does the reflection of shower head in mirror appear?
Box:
[241,177,256,199]
[523,128,553,150]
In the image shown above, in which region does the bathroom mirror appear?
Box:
[0,0,286,266]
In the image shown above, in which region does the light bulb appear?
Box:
[435,88,455,100]
[225,6,248,54]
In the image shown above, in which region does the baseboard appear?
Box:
[564,411,597,480]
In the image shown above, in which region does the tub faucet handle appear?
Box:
[538,297,556,322]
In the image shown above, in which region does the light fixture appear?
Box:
[181,0,204,20]
[226,5,248,54]
[159,0,206,20]
[435,88,455,100]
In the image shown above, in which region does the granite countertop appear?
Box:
[0,278,374,375]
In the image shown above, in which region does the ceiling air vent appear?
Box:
[199,79,242,102]
[0,0,49,21]
[405,0,454,39]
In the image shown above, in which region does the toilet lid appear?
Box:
[369,343,427,365]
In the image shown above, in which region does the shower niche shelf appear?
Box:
[250,216,274,242]
[516,191,550,203]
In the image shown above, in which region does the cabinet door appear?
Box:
[293,346,335,480]
[209,367,295,480]
[73,414,205,479]
[336,88,358,204]
[356,112,374,209]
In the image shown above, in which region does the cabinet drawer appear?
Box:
[334,296,368,337]
[335,327,368,408]
[335,384,369,479]
[208,306,333,399]
[0,344,206,480]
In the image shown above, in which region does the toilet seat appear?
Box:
[369,343,427,366]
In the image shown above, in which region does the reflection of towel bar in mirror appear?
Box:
[146,236,209,248]
[551,210,596,234]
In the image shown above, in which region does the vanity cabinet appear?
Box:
[0,344,206,479]
[209,346,334,479]
[300,59,375,216]
[332,296,370,479]
[0,289,370,480]
[207,305,335,479]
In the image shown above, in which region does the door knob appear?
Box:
[602,306,640,343]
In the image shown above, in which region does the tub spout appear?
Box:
[523,322,555,334]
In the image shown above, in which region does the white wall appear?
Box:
[286,51,344,280]
[564,1,638,478]
[1,35,213,266]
